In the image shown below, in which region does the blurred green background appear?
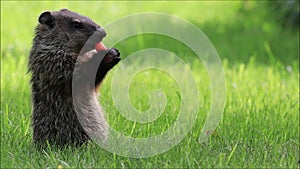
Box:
[1,1,299,66]
[1,1,299,168]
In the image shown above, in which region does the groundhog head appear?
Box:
[33,9,120,88]
[37,9,106,54]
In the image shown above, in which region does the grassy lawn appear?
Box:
[1,1,299,168]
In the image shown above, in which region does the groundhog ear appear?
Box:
[38,11,55,28]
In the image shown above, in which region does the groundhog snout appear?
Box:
[96,28,106,38]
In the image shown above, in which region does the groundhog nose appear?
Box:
[97,27,106,38]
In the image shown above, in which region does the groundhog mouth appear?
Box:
[95,41,107,52]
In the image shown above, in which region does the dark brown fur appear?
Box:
[28,9,120,146]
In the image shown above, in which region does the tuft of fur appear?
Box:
[28,9,120,146]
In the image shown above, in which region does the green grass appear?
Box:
[1,1,299,168]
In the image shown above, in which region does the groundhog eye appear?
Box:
[71,20,83,29]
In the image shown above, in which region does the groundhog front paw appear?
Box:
[102,48,121,69]
[94,48,121,87]
[76,47,121,88]
[78,48,120,67]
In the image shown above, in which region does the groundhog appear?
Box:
[28,9,120,146]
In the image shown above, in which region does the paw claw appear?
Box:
[108,48,120,58]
